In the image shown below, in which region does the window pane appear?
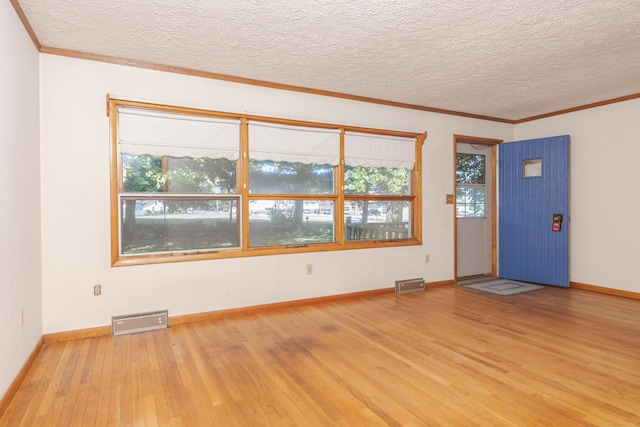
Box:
[122,155,164,193]
[249,161,334,194]
[249,200,335,247]
[166,157,236,193]
[344,166,411,195]
[122,155,236,194]
[523,158,542,177]
[456,153,485,184]
[120,198,239,255]
[345,200,411,241]
[456,187,485,217]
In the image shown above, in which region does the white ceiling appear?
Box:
[16,0,640,121]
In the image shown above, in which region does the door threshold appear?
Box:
[456,275,497,285]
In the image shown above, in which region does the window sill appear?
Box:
[111,238,422,267]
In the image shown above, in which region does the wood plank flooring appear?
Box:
[2,285,640,426]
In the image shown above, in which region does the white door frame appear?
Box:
[453,135,502,284]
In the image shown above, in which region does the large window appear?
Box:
[110,99,425,265]
[247,122,340,248]
[343,132,416,241]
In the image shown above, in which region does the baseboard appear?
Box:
[571,281,640,300]
[426,279,454,288]
[42,280,638,345]
[0,336,44,419]
[41,280,454,343]
[43,287,396,342]
[44,325,112,344]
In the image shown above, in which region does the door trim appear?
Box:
[453,135,502,284]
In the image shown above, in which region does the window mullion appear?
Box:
[240,118,249,250]
[161,157,168,192]
[336,130,346,244]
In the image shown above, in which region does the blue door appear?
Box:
[499,135,569,287]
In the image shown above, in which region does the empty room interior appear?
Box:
[2,1,640,425]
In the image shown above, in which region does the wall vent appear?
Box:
[395,278,425,294]
[112,310,168,336]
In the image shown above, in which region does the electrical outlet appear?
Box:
[20,308,24,327]
[306,264,313,275]
[424,254,430,263]
[94,284,102,296]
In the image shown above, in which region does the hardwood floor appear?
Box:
[2,285,640,426]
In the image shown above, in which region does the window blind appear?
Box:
[118,108,241,160]
[344,132,416,169]
[248,121,340,166]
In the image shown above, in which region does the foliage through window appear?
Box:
[110,99,424,265]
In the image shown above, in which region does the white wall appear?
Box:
[39,54,513,333]
[0,3,42,397]
[515,99,640,293]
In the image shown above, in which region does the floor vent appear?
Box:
[112,310,168,336]
[395,278,425,294]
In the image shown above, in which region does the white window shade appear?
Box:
[249,122,340,166]
[118,108,241,160]
[344,132,416,169]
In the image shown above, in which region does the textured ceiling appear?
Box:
[16,0,640,121]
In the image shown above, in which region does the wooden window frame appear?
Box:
[109,97,426,266]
